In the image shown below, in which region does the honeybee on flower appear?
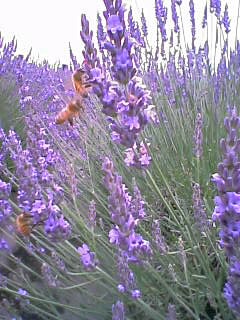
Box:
[16,212,45,237]
[16,212,35,236]
[55,68,92,126]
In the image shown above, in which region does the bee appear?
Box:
[72,68,92,98]
[55,68,91,126]
[16,212,45,237]
[16,212,34,236]
[55,99,84,126]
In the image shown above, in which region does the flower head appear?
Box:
[78,244,98,270]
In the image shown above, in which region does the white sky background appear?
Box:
[0,0,239,65]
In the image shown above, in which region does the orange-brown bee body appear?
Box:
[16,212,46,236]
[56,68,91,126]
[72,68,91,98]
[16,213,34,236]
[55,99,84,126]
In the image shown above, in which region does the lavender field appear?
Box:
[0,0,239,319]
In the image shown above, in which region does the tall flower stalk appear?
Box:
[80,0,158,168]
[212,107,240,316]
[103,157,151,297]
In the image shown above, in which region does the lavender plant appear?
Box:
[1,0,240,319]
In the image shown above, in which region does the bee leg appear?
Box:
[83,83,92,88]
[32,218,46,229]
[68,118,74,126]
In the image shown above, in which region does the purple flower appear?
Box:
[155,0,168,41]
[51,250,66,271]
[44,212,71,242]
[78,244,98,270]
[0,199,12,224]
[80,14,101,71]
[6,121,70,242]
[107,15,124,35]
[224,257,240,316]
[103,157,151,296]
[192,182,209,232]
[152,220,168,254]
[17,288,29,296]
[117,250,140,296]
[87,200,97,230]
[222,4,230,33]
[166,304,177,320]
[210,0,221,18]
[69,43,79,70]
[189,0,195,50]
[125,141,151,168]
[112,300,125,320]
[41,263,59,287]
[80,3,157,168]
[0,181,11,200]
[193,113,203,158]
[131,289,141,299]
[97,13,106,51]
[212,107,240,316]
[131,179,145,221]
[115,48,134,83]
[0,238,10,251]
[141,9,148,37]
[171,0,180,33]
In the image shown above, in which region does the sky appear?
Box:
[0,0,239,65]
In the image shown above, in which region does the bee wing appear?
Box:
[53,71,74,105]
[63,72,75,92]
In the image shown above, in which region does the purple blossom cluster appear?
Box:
[189,0,196,51]
[222,4,230,34]
[87,200,97,231]
[210,0,221,18]
[171,0,180,34]
[78,243,98,271]
[0,180,12,225]
[212,107,240,316]
[127,7,144,49]
[192,182,209,233]
[140,10,148,39]
[0,58,73,241]
[0,131,13,252]
[112,300,125,320]
[152,219,168,254]
[155,0,168,42]
[0,179,13,252]
[193,112,203,159]
[103,157,151,297]
[4,129,71,241]
[80,0,158,168]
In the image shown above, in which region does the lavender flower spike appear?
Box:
[171,0,180,33]
[112,300,125,320]
[103,157,151,297]
[192,182,209,232]
[80,2,158,168]
[189,0,196,51]
[78,244,98,271]
[222,4,230,34]
[212,107,240,316]
[193,112,203,159]
[103,157,152,262]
